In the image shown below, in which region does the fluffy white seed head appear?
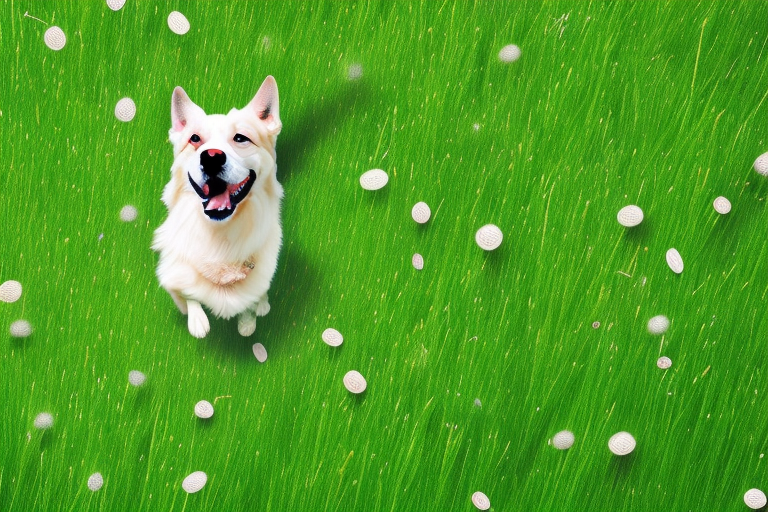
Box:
[744,488,767,510]
[10,320,32,338]
[754,152,768,176]
[552,430,575,450]
[167,11,190,35]
[471,491,491,510]
[347,63,363,80]
[498,44,521,63]
[321,328,344,347]
[475,224,503,251]
[647,315,670,335]
[359,169,389,190]
[120,204,138,222]
[665,248,684,274]
[44,26,66,51]
[657,356,672,369]
[713,196,731,214]
[252,343,268,363]
[617,205,644,227]
[343,370,367,394]
[412,253,424,270]
[34,412,54,430]
[608,431,636,456]
[128,370,146,387]
[181,471,207,493]
[194,400,214,419]
[106,0,126,11]
[87,472,104,491]
[411,202,431,224]
[0,280,22,303]
[115,98,136,122]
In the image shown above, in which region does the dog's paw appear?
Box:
[170,291,188,315]
[237,311,257,337]
[187,300,210,338]
[254,300,271,317]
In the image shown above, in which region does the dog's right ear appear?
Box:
[171,87,205,132]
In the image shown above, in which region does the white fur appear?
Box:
[152,76,283,338]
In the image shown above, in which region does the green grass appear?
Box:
[1,1,767,511]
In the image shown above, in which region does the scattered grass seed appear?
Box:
[617,205,644,227]
[665,248,684,274]
[471,491,491,510]
[608,431,636,456]
[713,196,731,214]
[120,205,138,222]
[128,370,146,387]
[194,400,214,419]
[359,169,388,190]
[744,489,767,510]
[411,202,431,224]
[498,44,521,63]
[44,26,66,51]
[34,412,54,430]
[343,370,367,394]
[181,471,207,493]
[115,98,136,122]
[167,11,190,35]
[321,328,343,347]
[0,280,22,303]
[87,472,104,491]
[10,320,32,337]
[412,253,424,270]
[475,224,503,251]
[552,430,575,450]
[657,356,672,369]
[647,315,670,335]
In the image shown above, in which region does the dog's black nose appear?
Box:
[200,149,227,176]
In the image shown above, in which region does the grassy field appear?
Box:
[1,1,767,511]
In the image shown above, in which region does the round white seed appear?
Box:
[665,248,684,274]
[608,431,636,456]
[10,320,32,338]
[412,253,424,270]
[44,26,66,51]
[34,412,54,430]
[194,400,214,419]
[347,63,363,80]
[473,398,482,408]
[552,430,575,450]
[105,0,126,11]
[744,488,767,510]
[87,472,104,491]
[617,205,644,227]
[713,196,731,214]
[252,343,268,363]
[475,224,503,251]
[411,202,431,224]
[321,328,343,347]
[498,44,521,63]
[181,471,207,494]
[647,315,670,335]
[754,152,768,177]
[359,169,389,191]
[343,370,367,394]
[128,370,146,387]
[0,280,22,303]
[120,204,138,222]
[657,356,672,369]
[167,11,190,35]
[471,491,491,510]
[115,98,136,122]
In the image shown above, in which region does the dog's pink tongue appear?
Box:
[206,192,232,211]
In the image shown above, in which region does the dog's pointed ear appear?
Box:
[248,76,281,135]
[171,87,205,132]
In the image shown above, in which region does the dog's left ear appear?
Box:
[248,76,281,136]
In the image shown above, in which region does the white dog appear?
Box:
[152,76,283,339]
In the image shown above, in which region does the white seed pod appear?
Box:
[754,152,768,177]
[647,315,670,335]
[608,431,636,456]
[473,398,482,408]
[128,370,146,387]
[321,328,343,347]
[0,280,22,303]
[617,205,644,227]
[10,320,32,338]
[744,488,767,510]
[552,430,575,450]
[167,11,190,35]
[475,224,503,251]
[665,248,684,274]
[115,98,136,122]
[120,204,138,222]
[87,472,104,491]
[471,491,491,511]
[347,63,363,81]
[411,202,431,224]
[343,370,367,394]
[713,196,731,214]
[359,169,389,191]
[105,0,126,11]
[498,44,521,63]
[181,471,207,493]
[252,343,268,363]
[657,356,672,369]
[34,412,54,430]
[194,400,214,419]
[412,253,424,270]
[44,26,66,51]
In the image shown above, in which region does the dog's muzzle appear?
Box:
[188,149,256,221]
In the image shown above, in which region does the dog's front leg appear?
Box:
[237,293,270,337]
[186,300,210,338]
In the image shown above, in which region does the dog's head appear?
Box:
[166,76,281,221]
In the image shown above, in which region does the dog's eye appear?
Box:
[190,134,201,144]
[233,134,251,144]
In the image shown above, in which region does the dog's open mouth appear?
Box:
[188,170,256,221]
